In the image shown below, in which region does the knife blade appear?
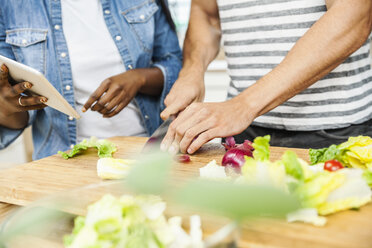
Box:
[142,116,175,152]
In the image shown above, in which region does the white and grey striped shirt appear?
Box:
[218,0,372,131]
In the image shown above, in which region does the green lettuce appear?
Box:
[252,135,271,161]
[363,170,372,187]
[339,136,372,169]
[58,137,117,159]
[309,145,342,165]
[281,151,304,181]
[294,171,345,210]
[240,137,372,217]
[309,136,372,169]
[64,194,172,248]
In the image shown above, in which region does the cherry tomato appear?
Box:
[324,160,344,172]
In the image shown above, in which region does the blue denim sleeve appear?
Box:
[0,9,36,150]
[152,0,182,110]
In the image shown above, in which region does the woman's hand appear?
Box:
[161,96,255,154]
[0,64,47,129]
[83,70,146,118]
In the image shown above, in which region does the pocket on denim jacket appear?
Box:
[122,0,158,53]
[5,29,48,74]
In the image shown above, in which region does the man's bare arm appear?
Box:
[182,0,221,74]
[161,0,372,154]
[160,0,221,120]
[246,0,372,118]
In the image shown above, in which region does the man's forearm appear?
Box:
[181,0,221,75]
[239,0,372,120]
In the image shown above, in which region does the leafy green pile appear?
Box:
[309,136,372,169]
[64,194,179,248]
[240,136,372,220]
[58,137,117,159]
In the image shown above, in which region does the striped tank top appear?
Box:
[218,0,372,131]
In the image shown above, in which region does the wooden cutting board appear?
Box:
[0,136,307,206]
[0,136,371,248]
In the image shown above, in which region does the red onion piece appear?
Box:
[221,148,253,172]
[176,154,191,163]
[226,136,236,147]
[222,136,236,150]
[222,137,254,153]
[236,140,254,152]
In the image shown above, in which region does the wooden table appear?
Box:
[0,203,17,223]
[0,136,371,248]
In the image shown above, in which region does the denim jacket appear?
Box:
[0,0,182,160]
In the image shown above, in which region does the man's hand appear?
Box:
[83,70,146,118]
[160,70,205,120]
[160,96,255,154]
[161,0,220,120]
[0,64,47,129]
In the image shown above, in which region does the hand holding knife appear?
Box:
[142,115,175,153]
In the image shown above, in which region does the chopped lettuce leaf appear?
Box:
[252,135,270,161]
[287,208,327,226]
[309,136,372,169]
[363,169,372,187]
[241,157,288,192]
[318,169,372,215]
[59,139,90,160]
[339,136,372,169]
[59,137,117,159]
[338,136,372,150]
[97,158,135,180]
[294,171,345,210]
[65,194,205,248]
[309,145,342,165]
[95,139,117,158]
[199,160,228,180]
[281,151,304,181]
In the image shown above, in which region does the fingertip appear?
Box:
[160,143,166,151]
[160,110,168,120]
[81,107,87,113]
[168,145,177,155]
[24,82,32,89]
[40,97,48,103]
[0,64,8,73]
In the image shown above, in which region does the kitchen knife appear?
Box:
[142,115,175,152]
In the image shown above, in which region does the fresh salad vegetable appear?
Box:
[97,158,135,180]
[199,160,228,180]
[241,137,372,224]
[309,136,372,169]
[64,194,204,248]
[59,137,117,159]
[176,155,191,163]
[200,135,372,226]
[286,208,327,226]
[323,160,344,172]
[221,137,254,170]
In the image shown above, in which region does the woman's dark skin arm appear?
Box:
[83,67,164,118]
[0,64,47,129]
